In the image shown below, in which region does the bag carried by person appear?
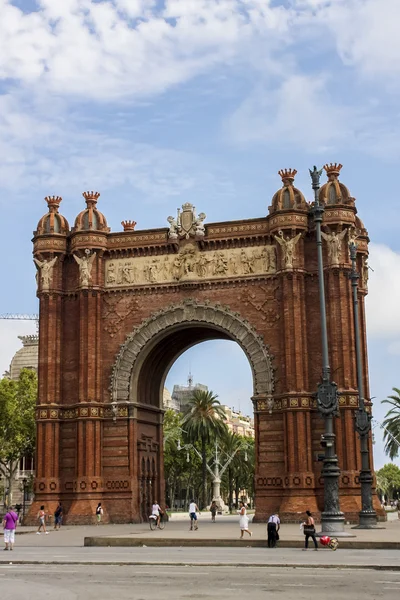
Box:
[303,524,315,535]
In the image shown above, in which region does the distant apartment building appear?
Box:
[221,405,255,438]
[170,373,208,412]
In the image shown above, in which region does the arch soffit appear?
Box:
[110,299,275,402]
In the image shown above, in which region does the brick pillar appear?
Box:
[29,262,64,521]
[279,272,318,520]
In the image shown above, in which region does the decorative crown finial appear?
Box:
[82,191,101,205]
[44,196,62,212]
[323,163,343,179]
[278,169,297,185]
[121,220,137,231]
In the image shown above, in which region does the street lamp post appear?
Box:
[349,242,378,528]
[22,478,27,525]
[309,166,345,534]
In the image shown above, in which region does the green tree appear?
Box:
[182,390,227,508]
[0,369,37,503]
[376,463,400,500]
[381,388,400,459]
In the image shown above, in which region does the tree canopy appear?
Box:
[0,369,37,494]
[381,388,400,460]
[376,463,400,499]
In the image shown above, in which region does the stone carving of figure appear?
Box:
[181,246,197,276]
[240,249,254,274]
[362,256,369,289]
[274,231,302,269]
[33,256,58,291]
[321,229,347,266]
[167,215,180,240]
[160,256,170,280]
[265,245,277,273]
[145,259,160,283]
[229,253,239,275]
[214,252,228,276]
[107,262,116,285]
[348,227,358,249]
[194,212,206,237]
[196,253,213,278]
[121,262,134,284]
[73,251,96,287]
[171,255,182,281]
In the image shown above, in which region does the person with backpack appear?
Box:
[3,506,18,551]
[96,502,104,524]
[36,505,48,535]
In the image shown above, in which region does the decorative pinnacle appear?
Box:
[278,168,297,185]
[121,220,137,231]
[324,163,343,180]
[44,196,62,212]
[82,191,100,205]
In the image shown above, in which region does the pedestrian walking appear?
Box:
[36,505,48,535]
[301,510,318,551]
[96,502,103,524]
[267,513,280,548]
[3,506,18,551]
[54,503,63,530]
[210,500,217,522]
[189,499,199,530]
[238,501,252,539]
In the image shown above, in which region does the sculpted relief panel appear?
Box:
[105,244,277,288]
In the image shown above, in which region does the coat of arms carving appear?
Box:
[167,203,206,240]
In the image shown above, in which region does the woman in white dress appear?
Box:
[239,501,252,539]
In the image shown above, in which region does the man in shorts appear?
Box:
[3,506,18,551]
[189,499,199,531]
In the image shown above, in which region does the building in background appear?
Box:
[8,335,38,380]
[170,373,208,412]
[221,405,254,438]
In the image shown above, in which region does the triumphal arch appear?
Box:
[30,164,379,523]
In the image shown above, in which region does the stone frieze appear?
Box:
[104,243,277,288]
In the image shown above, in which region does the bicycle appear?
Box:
[149,513,165,530]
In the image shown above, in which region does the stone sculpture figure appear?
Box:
[348,227,358,249]
[214,252,228,276]
[167,215,180,240]
[274,231,302,269]
[107,262,116,285]
[265,245,277,273]
[33,256,58,291]
[194,212,206,237]
[74,251,96,287]
[171,256,182,281]
[121,263,134,284]
[321,229,347,266]
[362,257,369,289]
[240,249,254,274]
[145,259,160,283]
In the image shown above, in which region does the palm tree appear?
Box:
[382,388,400,460]
[182,390,227,508]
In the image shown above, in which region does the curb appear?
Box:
[0,561,400,571]
[84,537,400,550]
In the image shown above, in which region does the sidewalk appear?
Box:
[13,515,400,549]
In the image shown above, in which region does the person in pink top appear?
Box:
[3,506,18,551]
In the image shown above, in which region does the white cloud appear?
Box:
[226,74,352,151]
[0,93,225,200]
[295,0,400,84]
[0,0,292,100]
[366,243,400,339]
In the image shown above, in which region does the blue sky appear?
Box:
[0,0,399,469]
